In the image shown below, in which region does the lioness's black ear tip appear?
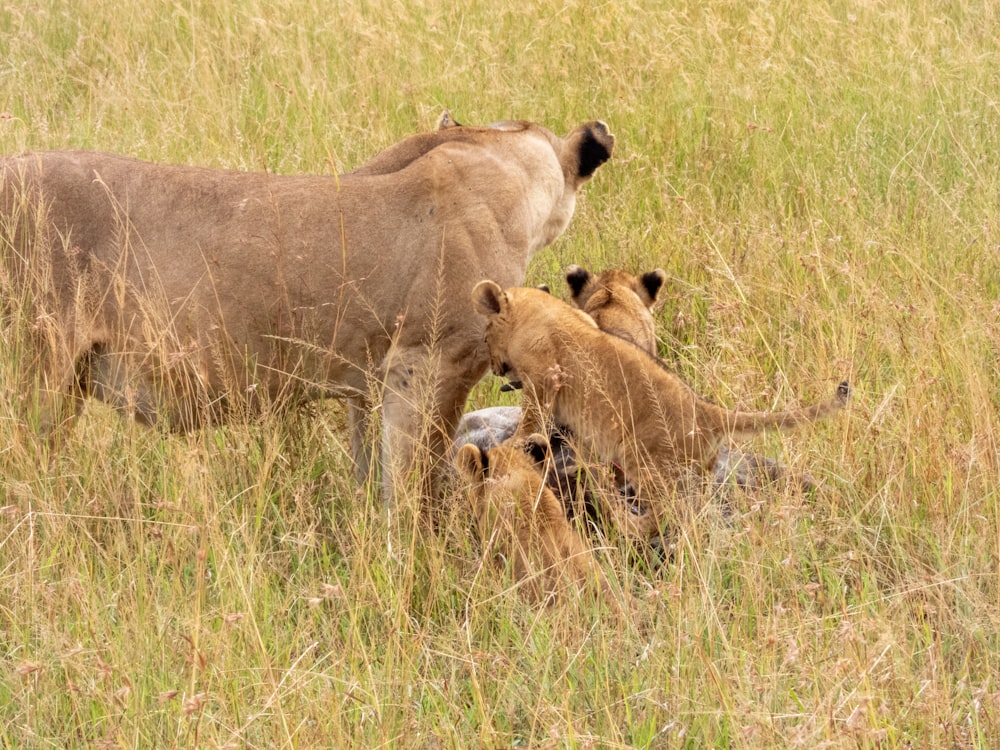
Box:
[536,284,551,294]
[837,381,851,401]
[565,265,590,298]
[577,122,614,178]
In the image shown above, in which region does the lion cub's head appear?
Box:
[471,280,597,390]
[565,265,666,355]
[454,433,609,605]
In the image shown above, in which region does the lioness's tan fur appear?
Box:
[471,282,849,514]
[454,434,614,606]
[0,117,614,500]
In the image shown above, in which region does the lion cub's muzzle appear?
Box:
[490,359,524,392]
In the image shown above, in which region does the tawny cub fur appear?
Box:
[565,264,666,355]
[564,264,820,497]
[454,266,668,526]
[454,434,615,606]
[471,281,850,507]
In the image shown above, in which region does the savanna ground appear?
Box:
[1,1,999,747]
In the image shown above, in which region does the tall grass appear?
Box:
[2,0,999,747]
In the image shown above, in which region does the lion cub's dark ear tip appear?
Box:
[642,269,667,300]
[471,279,504,315]
[455,443,485,478]
[536,283,551,295]
[565,265,589,296]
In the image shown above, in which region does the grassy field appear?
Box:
[2,0,999,747]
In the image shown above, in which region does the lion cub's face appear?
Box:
[472,281,596,389]
[565,265,666,355]
[454,433,603,604]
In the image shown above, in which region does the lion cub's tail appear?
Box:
[723,381,851,438]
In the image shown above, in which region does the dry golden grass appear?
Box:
[2,0,999,747]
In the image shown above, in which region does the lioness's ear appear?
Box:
[536,283,551,295]
[565,265,592,301]
[523,433,551,467]
[436,111,461,130]
[568,121,615,180]
[471,280,505,317]
[639,269,667,307]
[454,443,486,481]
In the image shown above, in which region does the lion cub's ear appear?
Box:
[471,280,505,316]
[536,284,551,295]
[564,265,592,301]
[522,433,551,468]
[454,443,486,481]
[639,269,667,307]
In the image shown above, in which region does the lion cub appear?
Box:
[565,265,666,355]
[564,265,816,496]
[454,434,615,606]
[471,281,849,516]
[456,266,668,515]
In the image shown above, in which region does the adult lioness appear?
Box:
[454,433,616,606]
[0,117,614,500]
[471,282,849,518]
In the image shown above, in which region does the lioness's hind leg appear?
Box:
[20,342,91,443]
[31,373,84,438]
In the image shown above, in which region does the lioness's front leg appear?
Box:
[347,396,376,486]
[379,345,484,506]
